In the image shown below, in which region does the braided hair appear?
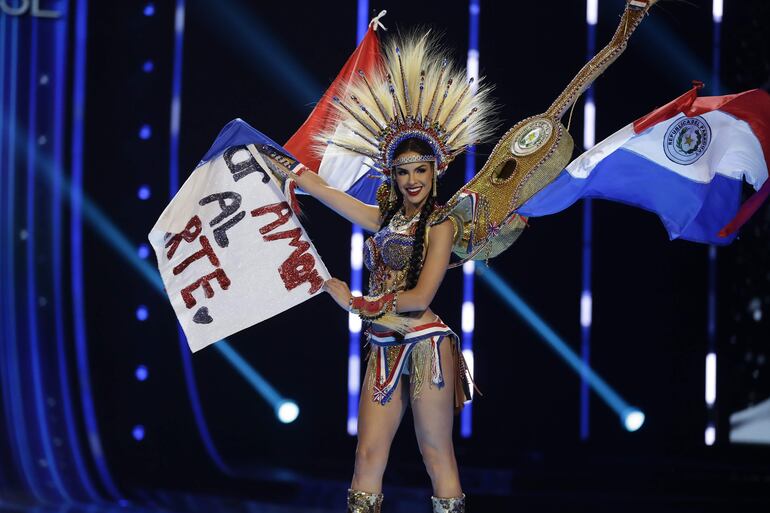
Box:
[380,138,438,291]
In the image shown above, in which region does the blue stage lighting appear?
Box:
[135,305,148,321]
[206,3,322,107]
[139,124,152,140]
[344,0,371,438]
[132,425,145,441]
[276,401,299,424]
[135,365,149,382]
[137,185,151,200]
[142,60,154,73]
[143,3,155,17]
[623,409,645,432]
[137,243,150,259]
[477,265,645,432]
[21,50,295,480]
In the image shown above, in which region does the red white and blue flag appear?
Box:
[284,25,384,209]
[518,83,770,244]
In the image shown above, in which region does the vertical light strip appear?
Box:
[0,12,10,494]
[706,0,721,446]
[169,0,184,195]
[583,98,595,150]
[71,0,123,499]
[3,12,46,502]
[347,226,363,435]
[51,0,100,498]
[27,15,71,501]
[580,0,598,441]
[712,0,723,23]
[705,353,717,406]
[586,0,598,26]
[347,0,369,436]
[461,0,480,439]
[0,12,18,496]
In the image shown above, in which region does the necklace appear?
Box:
[391,207,421,230]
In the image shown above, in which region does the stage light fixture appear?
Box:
[132,425,145,441]
[706,352,717,406]
[137,185,151,200]
[143,3,155,17]
[713,0,723,22]
[587,0,598,25]
[142,60,154,73]
[583,98,595,150]
[139,124,152,140]
[580,290,592,328]
[462,301,475,334]
[135,365,149,382]
[705,424,716,445]
[350,231,363,271]
[749,297,762,322]
[348,307,362,333]
[276,401,299,424]
[137,243,150,259]
[135,306,148,321]
[623,409,645,432]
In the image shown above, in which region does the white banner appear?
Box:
[149,143,329,352]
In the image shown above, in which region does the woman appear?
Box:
[286,32,496,513]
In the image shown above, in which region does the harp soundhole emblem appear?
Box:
[510,118,553,156]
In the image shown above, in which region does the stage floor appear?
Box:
[2,491,770,513]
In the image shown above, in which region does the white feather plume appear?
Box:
[314,31,497,175]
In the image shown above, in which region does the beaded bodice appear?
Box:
[364,212,421,296]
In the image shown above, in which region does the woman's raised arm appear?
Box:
[292,168,382,232]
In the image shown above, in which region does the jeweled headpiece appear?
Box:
[315,32,496,180]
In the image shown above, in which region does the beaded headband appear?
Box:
[392,154,436,167]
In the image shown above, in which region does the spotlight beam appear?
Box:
[14,124,297,420]
[71,173,292,414]
[476,264,643,430]
[605,3,715,93]
[198,0,323,107]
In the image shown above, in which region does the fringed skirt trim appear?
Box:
[365,317,476,412]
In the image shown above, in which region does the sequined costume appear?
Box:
[363,210,473,410]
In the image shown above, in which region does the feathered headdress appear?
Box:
[315,31,496,184]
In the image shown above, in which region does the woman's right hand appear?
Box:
[323,278,353,311]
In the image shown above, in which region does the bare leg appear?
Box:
[411,338,463,498]
[351,355,408,493]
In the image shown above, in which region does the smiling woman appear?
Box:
[392,140,436,211]
[290,27,496,512]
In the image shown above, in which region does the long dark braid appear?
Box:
[404,195,436,290]
[381,138,439,291]
[380,197,402,230]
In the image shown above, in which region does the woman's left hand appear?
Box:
[324,278,352,311]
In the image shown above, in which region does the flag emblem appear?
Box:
[511,118,553,156]
[663,115,712,165]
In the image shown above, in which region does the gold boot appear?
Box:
[347,489,383,513]
[431,493,466,513]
